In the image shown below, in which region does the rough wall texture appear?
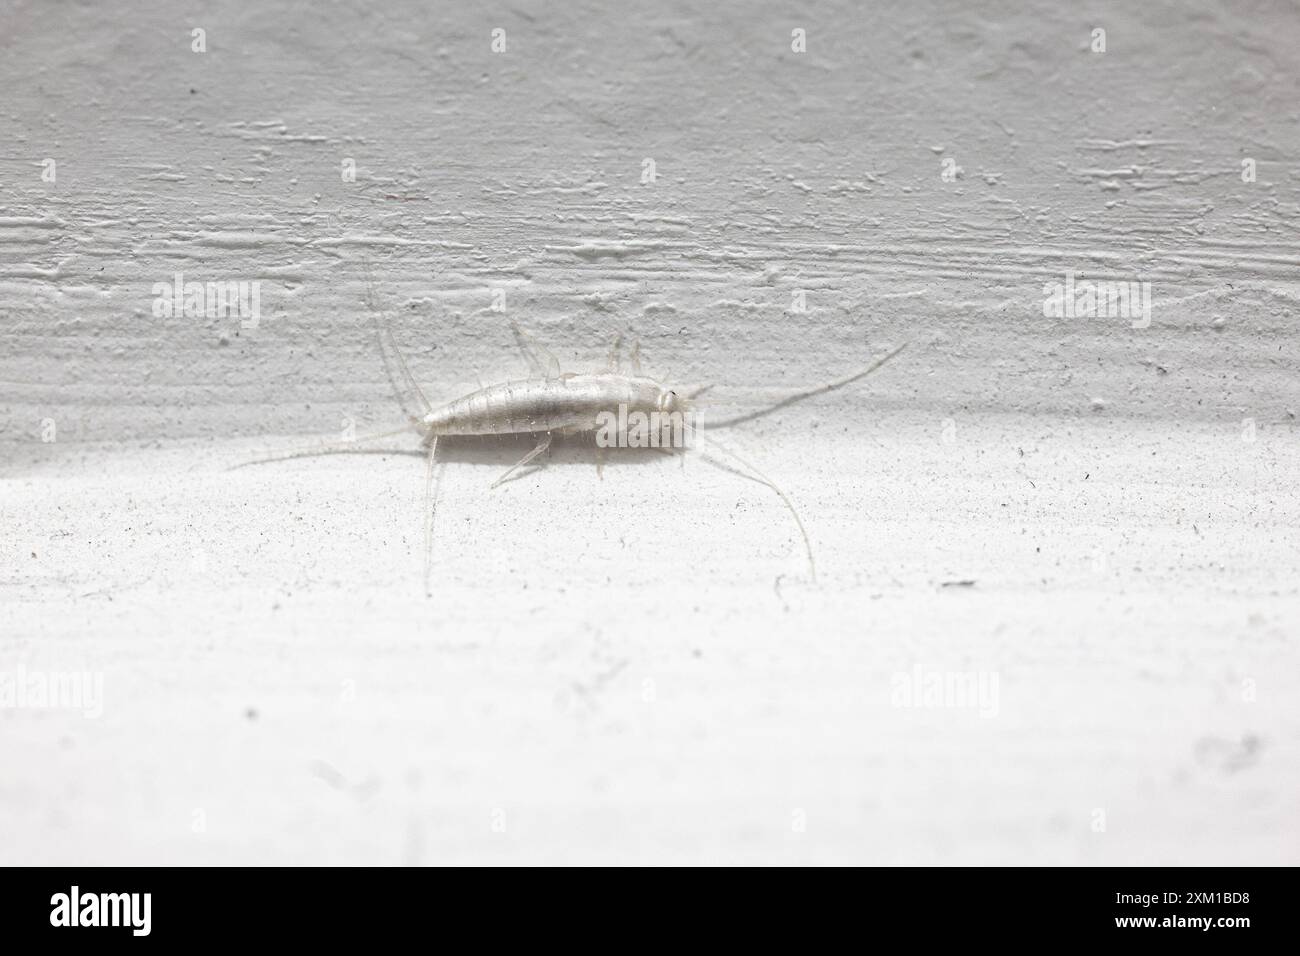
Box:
[1,1,1297,864]
[4,0,1298,439]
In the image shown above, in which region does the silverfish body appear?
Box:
[421,373,683,436]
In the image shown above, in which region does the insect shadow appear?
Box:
[431,431,673,483]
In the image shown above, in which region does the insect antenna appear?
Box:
[685,423,816,582]
[422,435,444,597]
[702,341,908,430]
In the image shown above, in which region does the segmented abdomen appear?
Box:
[424,376,655,436]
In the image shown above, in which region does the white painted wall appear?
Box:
[1,0,1297,864]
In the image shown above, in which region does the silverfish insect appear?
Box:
[237,275,907,591]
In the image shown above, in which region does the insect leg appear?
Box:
[510,320,562,379]
[606,333,624,373]
[490,432,552,489]
[510,320,546,377]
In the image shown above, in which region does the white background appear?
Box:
[1,0,1297,864]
